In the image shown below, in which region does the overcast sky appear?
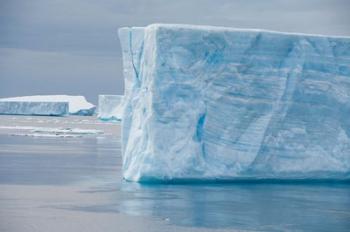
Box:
[1,0,349,103]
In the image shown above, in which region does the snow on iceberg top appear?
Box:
[120,23,350,39]
[0,95,95,115]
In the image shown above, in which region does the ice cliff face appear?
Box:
[0,101,69,116]
[119,24,350,182]
[0,95,95,116]
[98,95,123,121]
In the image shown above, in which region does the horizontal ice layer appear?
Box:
[0,101,68,116]
[0,95,95,116]
[98,95,123,121]
[119,24,350,182]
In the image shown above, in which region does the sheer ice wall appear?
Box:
[119,24,350,182]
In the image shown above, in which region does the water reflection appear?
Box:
[1,117,349,231]
[119,182,350,231]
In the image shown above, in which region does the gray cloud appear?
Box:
[1,0,349,103]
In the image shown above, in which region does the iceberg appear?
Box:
[119,24,350,182]
[0,95,95,116]
[98,95,123,121]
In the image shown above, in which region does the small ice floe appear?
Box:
[0,125,103,138]
[15,133,84,138]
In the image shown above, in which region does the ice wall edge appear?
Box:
[119,24,350,182]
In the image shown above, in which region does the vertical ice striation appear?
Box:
[119,24,350,182]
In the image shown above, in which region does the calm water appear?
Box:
[0,116,349,231]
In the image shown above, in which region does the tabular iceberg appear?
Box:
[0,95,95,116]
[98,95,123,121]
[119,24,350,182]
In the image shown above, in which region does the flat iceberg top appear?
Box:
[119,24,350,182]
[0,95,95,115]
[121,23,350,39]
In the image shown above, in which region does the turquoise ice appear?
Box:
[119,24,350,182]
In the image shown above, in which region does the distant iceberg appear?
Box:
[119,24,350,182]
[98,95,123,121]
[0,95,95,116]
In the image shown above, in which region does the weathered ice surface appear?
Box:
[98,95,123,121]
[0,101,68,116]
[119,24,350,182]
[0,95,95,116]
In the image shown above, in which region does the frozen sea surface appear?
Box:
[0,116,349,231]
